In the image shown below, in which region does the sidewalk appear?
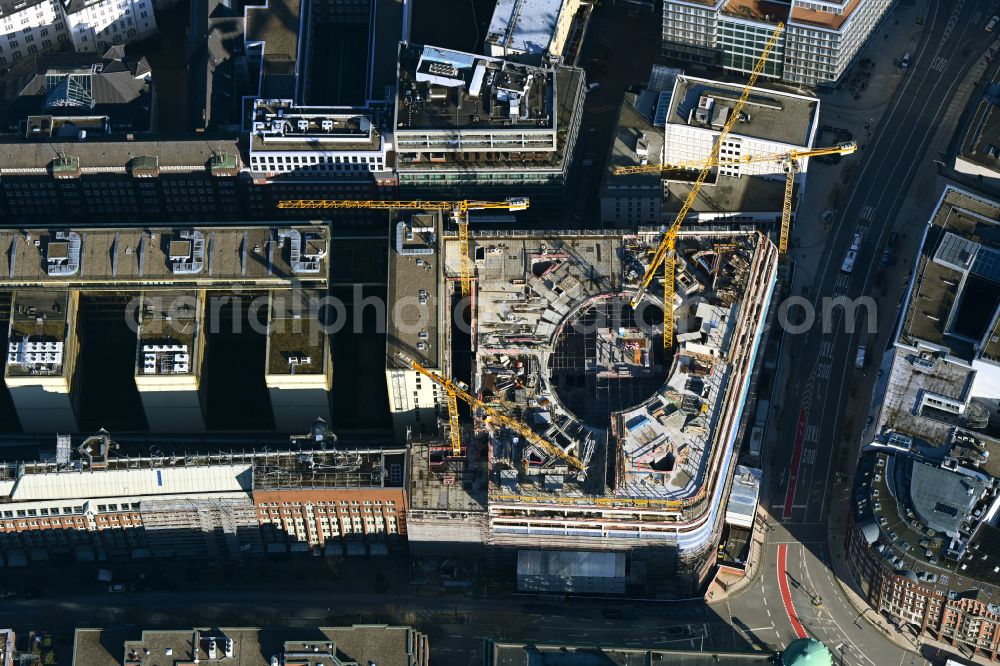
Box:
[791,0,927,294]
[820,37,1000,665]
[826,479,997,666]
[705,507,773,603]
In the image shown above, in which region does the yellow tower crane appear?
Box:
[627,23,784,350]
[277,197,530,297]
[613,142,858,255]
[398,354,585,470]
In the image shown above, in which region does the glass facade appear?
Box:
[718,20,784,79]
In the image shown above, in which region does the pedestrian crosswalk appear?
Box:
[858,205,875,222]
[930,56,949,72]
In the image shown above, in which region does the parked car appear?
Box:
[880,248,892,268]
[987,15,999,32]
[108,584,125,593]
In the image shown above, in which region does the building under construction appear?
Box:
[389,215,778,595]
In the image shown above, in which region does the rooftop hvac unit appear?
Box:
[321,119,333,131]
[296,119,309,131]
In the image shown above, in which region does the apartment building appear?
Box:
[0,428,407,563]
[662,0,893,86]
[0,0,156,71]
[846,186,1000,662]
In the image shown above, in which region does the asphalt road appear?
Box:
[776,0,996,529]
[728,1,1000,665]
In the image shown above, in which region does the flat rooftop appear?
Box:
[665,75,818,148]
[6,290,71,379]
[0,433,406,500]
[249,101,382,153]
[664,173,789,215]
[265,289,328,376]
[245,0,301,99]
[875,347,974,446]
[0,137,241,174]
[485,0,563,56]
[959,96,1000,174]
[386,213,443,371]
[603,92,664,191]
[75,625,427,666]
[407,435,488,513]
[396,43,555,131]
[898,188,1000,357]
[0,225,329,289]
[136,290,201,377]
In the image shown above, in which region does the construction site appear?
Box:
[385,209,779,595]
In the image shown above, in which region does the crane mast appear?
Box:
[279,197,530,457]
[276,197,529,301]
[628,23,785,350]
[400,355,586,471]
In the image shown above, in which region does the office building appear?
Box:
[72,625,429,666]
[263,287,333,432]
[483,0,585,64]
[0,224,331,433]
[660,74,819,222]
[847,187,1000,662]
[600,66,682,225]
[394,43,586,211]
[133,290,207,432]
[5,290,80,433]
[240,0,401,191]
[0,427,407,563]
[955,86,1000,189]
[385,211,451,441]
[662,0,893,87]
[392,223,779,595]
